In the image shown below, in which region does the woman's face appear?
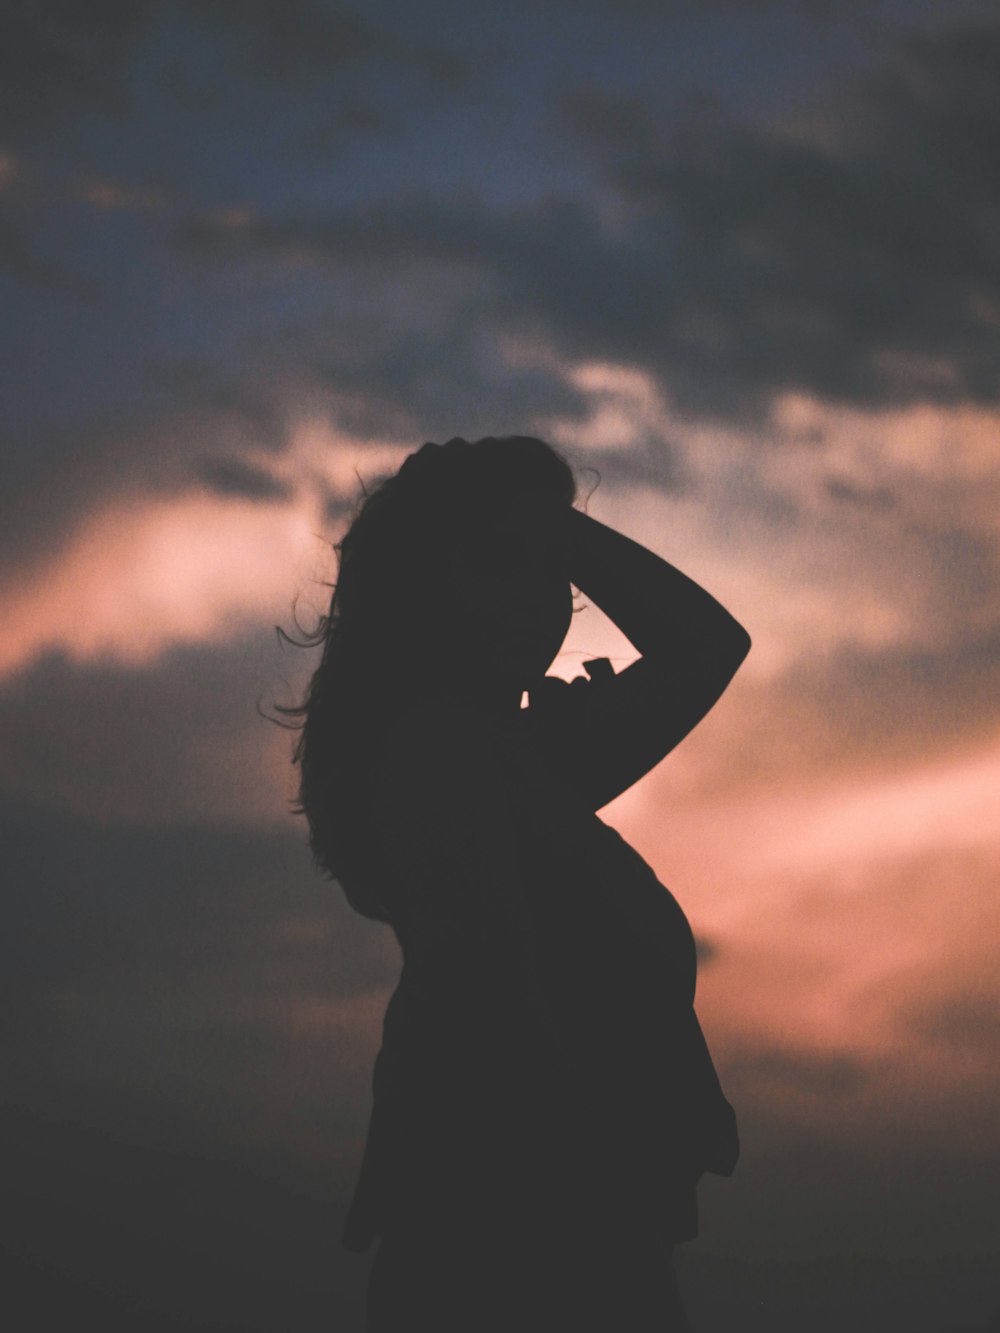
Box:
[447,504,573,686]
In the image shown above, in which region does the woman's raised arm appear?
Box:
[562,505,751,671]
[520,504,751,812]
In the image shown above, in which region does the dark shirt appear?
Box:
[340,659,738,1252]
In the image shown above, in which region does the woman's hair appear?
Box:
[270,435,577,922]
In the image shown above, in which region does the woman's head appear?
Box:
[334,435,577,686]
[406,436,576,681]
[274,435,578,918]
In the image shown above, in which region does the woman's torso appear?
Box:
[340,691,733,1249]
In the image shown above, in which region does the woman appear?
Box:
[283,436,750,1331]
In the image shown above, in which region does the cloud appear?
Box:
[754,736,1000,872]
[0,2,468,147]
[225,298,596,448]
[0,401,441,687]
[901,989,1000,1056]
[542,376,1000,712]
[194,455,293,501]
[694,933,720,965]
[685,844,1000,1161]
[170,191,674,400]
[182,0,470,91]
[3,371,994,856]
[0,786,396,1003]
[290,91,397,157]
[1,783,396,1188]
[537,361,690,492]
[3,1108,360,1331]
[691,619,1000,796]
[0,486,328,679]
[144,354,288,446]
[0,350,348,573]
[584,0,894,15]
[0,216,101,301]
[560,24,1000,414]
[726,1043,873,1100]
[822,475,895,509]
[0,631,298,825]
[171,22,1000,420]
[0,1,152,144]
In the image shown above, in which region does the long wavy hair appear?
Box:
[271,436,578,923]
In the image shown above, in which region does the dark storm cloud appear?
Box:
[0,1,155,146]
[172,192,669,375]
[573,440,690,496]
[183,0,470,90]
[173,22,1000,418]
[249,299,596,445]
[0,378,290,575]
[172,192,523,268]
[0,0,467,148]
[3,1107,356,1333]
[0,216,102,301]
[145,354,286,447]
[292,91,397,157]
[194,454,291,501]
[173,189,704,426]
[559,24,1000,413]
[587,0,885,14]
[1,780,386,1325]
[0,633,301,824]
[0,407,178,570]
[0,785,396,1008]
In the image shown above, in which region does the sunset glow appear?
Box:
[4,2,998,1328]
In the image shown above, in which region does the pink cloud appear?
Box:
[0,488,328,680]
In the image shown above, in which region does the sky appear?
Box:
[2,1,999,1328]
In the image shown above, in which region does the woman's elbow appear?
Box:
[710,626,750,692]
[732,623,752,664]
[714,616,751,670]
[690,624,750,695]
[681,616,751,683]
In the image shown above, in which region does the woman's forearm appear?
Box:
[558,504,751,670]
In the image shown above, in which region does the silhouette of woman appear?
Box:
[285,436,750,1331]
